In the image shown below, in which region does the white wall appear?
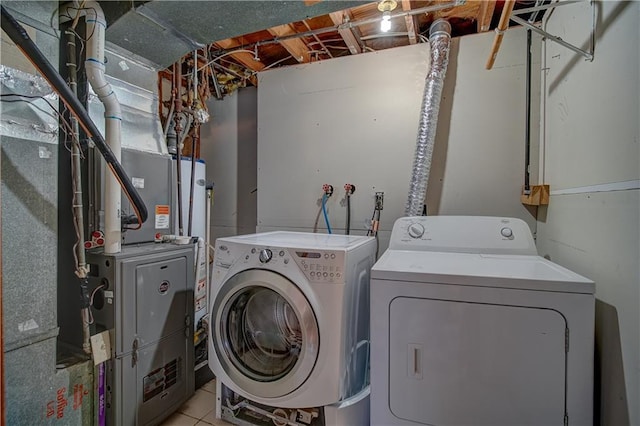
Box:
[535,1,640,424]
[257,28,539,252]
[200,88,258,243]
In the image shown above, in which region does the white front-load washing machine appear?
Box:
[208,231,376,424]
[370,216,595,426]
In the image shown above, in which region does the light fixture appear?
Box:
[378,0,397,33]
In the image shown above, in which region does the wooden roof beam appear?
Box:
[329,11,363,54]
[213,39,266,72]
[268,24,312,63]
[477,0,497,33]
[213,39,264,86]
[402,0,417,45]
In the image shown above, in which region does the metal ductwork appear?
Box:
[405,19,451,217]
[99,1,369,68]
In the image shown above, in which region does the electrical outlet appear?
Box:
[375,192,384,210]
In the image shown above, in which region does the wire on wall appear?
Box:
[344,184,355,235]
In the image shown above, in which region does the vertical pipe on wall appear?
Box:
[524,28,532,193]
[65,27,92,354]
[188,127,198,236]
[174,62,185,236]
[80,1,123,254]
[405,19,452,216]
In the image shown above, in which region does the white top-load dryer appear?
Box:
[370,216,595,426]
[209,231,376,409]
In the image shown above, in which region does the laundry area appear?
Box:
[0,1,638,425]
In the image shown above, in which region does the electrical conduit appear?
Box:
[405,19,451,216]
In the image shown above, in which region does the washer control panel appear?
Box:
[292,250,345,284]
[389,216,537,256]
[214,244,346,284]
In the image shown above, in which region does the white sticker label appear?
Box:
[103,290,114,299]
[132,177,145,189]
[18,319,39,332]
[38,146,51,159]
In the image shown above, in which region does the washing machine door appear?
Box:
[212,269,319,399]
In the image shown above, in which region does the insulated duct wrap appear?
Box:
[405,19,451,216]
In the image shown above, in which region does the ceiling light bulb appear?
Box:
[381,11,391,32]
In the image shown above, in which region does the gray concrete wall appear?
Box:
[200,87,258,243]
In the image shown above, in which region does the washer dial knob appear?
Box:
[259,249,273,263]
[500,227,513,238]
[408,223,425,239]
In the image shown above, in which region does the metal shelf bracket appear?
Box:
[510,0,595,62]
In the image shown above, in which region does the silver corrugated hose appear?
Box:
[405,19,452,216]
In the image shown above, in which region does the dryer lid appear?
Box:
[372,250,594,294]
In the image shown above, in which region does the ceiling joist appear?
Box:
[477,0,497,32]
[329,11,363,55]
[401,0,417,45]
[268,24,312,63]
[214,39,266,73]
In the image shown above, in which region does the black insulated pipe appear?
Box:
[1,5,148,225]
[524,29,532,193]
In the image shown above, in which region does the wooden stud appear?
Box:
[268,24,312,63]
[485,0,515,70]
[521,184,550,206]
[214,39,266,72]
[329,11,363,55]
[402,0,418,45]
[477,0,496,33]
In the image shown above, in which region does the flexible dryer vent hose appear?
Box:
[405,19,451,216]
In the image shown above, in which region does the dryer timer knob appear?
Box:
[259,249,273,263]
[408,223,425,238]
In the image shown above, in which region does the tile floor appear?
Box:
[161,379,232,426]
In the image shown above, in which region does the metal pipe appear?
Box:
[187,125,198,236]
[174,61,185,236]
[193,50,198,104]
[405,19,452,216]
[205,183,213,316]
[0,6,148,227]
[510,14,594,61]
[511,0,581,16]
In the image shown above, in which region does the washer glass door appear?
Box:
[213,269,319,398]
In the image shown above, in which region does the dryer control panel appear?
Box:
[389,216,537,256]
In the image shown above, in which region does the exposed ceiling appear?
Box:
[98,0,546,102]
[102,1,542,70]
